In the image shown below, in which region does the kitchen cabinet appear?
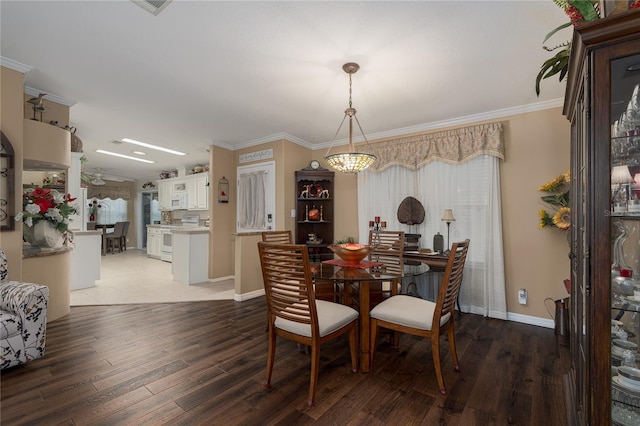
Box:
[157,173,209,211]
[158,180,172,210]
[186,174,208,210]
[562,10,640,425]
[295,167,334,263]
[146,226,162,259]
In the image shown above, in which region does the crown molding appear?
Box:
[1,56,33,75]
[212,132,314,151]
[24,86,76,107]
[313,98,566,150]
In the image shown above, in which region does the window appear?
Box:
[236,161,275,233]
[93,198,128,224]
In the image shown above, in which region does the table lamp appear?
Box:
[441,209,456,253]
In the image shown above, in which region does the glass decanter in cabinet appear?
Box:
[610,69,640,426]
[563,10,640,426]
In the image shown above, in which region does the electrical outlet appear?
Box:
[518,288,528,305]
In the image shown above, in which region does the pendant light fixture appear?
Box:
[324,62,376,174]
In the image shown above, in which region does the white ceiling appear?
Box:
[1,0,569,181]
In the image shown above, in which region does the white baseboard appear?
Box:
[506,312,554,329]
[234,288,265,302]
[208,276,234,283]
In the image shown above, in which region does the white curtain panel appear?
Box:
[357,155,507,319]
[238,170,266,229]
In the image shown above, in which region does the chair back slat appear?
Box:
[258,243,318,330]
[435,239,470,321]
[261,230,293,244]
[368,230,405,274]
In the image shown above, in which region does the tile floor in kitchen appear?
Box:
[70,249,235,306]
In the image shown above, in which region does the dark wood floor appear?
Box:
[1,298,570,425]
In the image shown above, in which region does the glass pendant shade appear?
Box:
[325,152,376,174]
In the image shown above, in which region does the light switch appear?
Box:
[518,288,528,305]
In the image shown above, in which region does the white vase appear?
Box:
[23,221,65,249]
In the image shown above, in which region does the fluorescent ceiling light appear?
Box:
[121,138,186,156]
[96,149,155,163]
[132,150,146,155]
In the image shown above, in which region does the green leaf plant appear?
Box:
[536,0,601,96]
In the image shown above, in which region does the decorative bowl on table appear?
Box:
[329,244,371,265]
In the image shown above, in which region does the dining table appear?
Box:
[314,261,430,373]
[93,224,115,256]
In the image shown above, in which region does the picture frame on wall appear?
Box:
[0,132,15,231]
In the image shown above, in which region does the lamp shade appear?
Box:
[634,173,640,186]
[612,166,634,184]
[91,174,105,186]
[325,152,376,174]
[441,208,456,222]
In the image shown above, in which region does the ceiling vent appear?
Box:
[131,0,172,16]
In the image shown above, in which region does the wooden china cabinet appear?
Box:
[295,167,334,264]
[563,10,640,425]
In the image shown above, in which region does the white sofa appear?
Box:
[0,249,49,370]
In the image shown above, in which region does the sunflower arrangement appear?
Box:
[538,170,571,230]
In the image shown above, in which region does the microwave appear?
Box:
[170,193,188,209]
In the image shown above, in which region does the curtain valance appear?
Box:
[365,122,504,172]
[87,185,131,200]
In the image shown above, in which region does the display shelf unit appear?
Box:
[295,168,334,263]
[563,10,640,425]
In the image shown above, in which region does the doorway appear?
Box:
[140,191,160,248]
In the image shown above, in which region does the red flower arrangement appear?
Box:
[15,186,78,234]
[88,199,102,221]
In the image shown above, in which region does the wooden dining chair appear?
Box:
[262,230,341,303]
[348,230,405,310]
[257,242,359,407]
[369,239,470,394]
[105,222,127,254]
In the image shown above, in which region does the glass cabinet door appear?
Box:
[610,52,640,425]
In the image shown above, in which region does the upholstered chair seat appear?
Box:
[0,249,49,370]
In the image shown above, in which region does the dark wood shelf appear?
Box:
[295,169,334,258]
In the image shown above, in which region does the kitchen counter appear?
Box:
[172,228,209,285]
[171,227,209,234]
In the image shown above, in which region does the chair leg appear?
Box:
[264,326,276,389]
[369,319,379,371]
[448,321,460,372]
[308,343,320,407]
[349,324,358,373]
[431,335,446,394]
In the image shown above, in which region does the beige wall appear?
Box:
[0,66,25,279]
[23,251,71,321]
[210,145,235,278]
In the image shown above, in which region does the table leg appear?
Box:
[359,280,370,373]
[102,228,107,256]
